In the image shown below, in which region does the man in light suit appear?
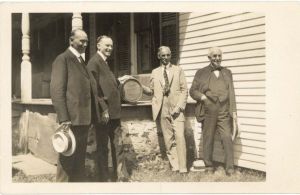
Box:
[143,46,188,173]
[50,29,102,182]
[189,47,238,176]
[87,35,129,182]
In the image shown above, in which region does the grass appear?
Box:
[12,156,265,182]
[12,167,56,183]
[130,155,266,182]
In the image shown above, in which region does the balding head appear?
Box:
[69,29,88,54]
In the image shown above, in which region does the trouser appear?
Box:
[95,119,128,182]
[158,96,187,172]
[56,125,89,182]
[202,99,234,171]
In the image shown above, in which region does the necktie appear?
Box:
[163,66,170,96]
[79,56,86,66]
[78,56,89,76]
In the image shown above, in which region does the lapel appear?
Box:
[96,53,117,86]
[220,68,230,85]
[168,64,175,86]
[66,49,89,78]
[158,66,165,87]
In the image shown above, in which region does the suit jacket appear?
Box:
[50,49,101,125]
[189,65,237,122]
[145,64,188,121]
[87,53,121,119]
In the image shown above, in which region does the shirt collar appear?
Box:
[69,46,85,61]
[97,51,107,62]
[161,63,171,69]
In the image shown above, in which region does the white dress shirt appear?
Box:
[97,51,107,62]
[69,46,85,62]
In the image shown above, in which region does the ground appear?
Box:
[12,154,265,182]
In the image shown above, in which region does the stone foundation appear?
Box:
[12,102,200,179]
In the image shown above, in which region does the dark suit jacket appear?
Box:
[50,49,101,125]
[87,53,121,119]
[189,65,237,122]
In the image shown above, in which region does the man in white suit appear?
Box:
[143,46,188,173]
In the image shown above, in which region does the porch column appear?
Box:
[72,13,83,30]
[21,13,32,102]
[130,13,137,75]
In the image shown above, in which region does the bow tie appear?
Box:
[211,66,222,71]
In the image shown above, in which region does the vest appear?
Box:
[208,72,229,103]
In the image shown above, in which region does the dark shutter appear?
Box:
[114,14,131,76]
[160,13,179,65]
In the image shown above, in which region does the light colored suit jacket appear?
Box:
[144,64,188,121]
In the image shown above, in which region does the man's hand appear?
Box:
[232,112,239,141]
[61,121,72,132]
[171,107,181,118]
[101,109,110,124]
[232,112,238,120]
[201,95,207,101]
[118,75,134,83]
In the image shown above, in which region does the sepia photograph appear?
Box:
[1,1,300,194]
[11,11,265,183]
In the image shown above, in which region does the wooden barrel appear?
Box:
[120,78,143,103]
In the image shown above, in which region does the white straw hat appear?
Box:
[52,126,76,156]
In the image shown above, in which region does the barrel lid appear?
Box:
[121,78,143,103]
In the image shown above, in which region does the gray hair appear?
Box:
[208,47,222,57]
[97,35,112,44]
[69,29,87,41]
[157,46,171,56]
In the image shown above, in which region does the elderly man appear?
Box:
[189,47,238,176]
[50,29,101,182]
[143,46,188,174]
[87,35,129,182]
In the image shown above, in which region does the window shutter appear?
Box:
[115,14,131,76]
[160,13,179,65]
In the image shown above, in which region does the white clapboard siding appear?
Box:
[179,13,263,33]
[237,102,265,111]
[180,40,265,57]
[180,48,265,64]
[180,17,265,40]
[181,12,266,171]
[180,34,265,52]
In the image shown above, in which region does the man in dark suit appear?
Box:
[87,35,129,182]
[50,29,102,182]
[189,47,238,176]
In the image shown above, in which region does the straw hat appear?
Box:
[52,126,76,156]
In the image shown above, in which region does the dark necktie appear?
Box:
[163,66,170,96]
[79,56,86,65]
[78,56,89,76]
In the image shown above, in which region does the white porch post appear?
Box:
[130,13,137,75]
[72,13,83,30]
[21,13,32,102]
